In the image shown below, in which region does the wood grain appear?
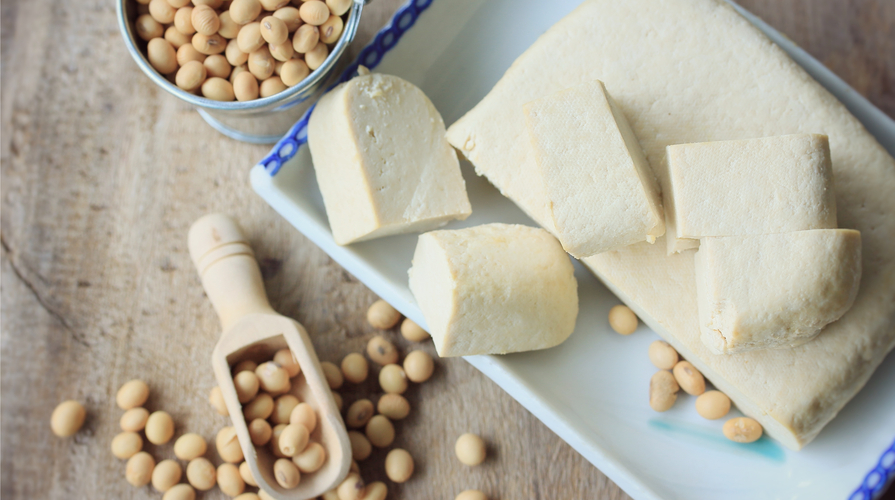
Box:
[1,0,892,499]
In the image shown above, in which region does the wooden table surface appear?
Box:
[1,0,893,499]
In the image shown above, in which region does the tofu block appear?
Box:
[308,72,471,245]
[695,229,862,354]
[408,223,578,357]
[446,0,895,450]
[665,134,837,253]
[523,80,665,258]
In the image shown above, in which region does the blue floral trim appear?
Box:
[260,0,435,176]
[850,439,895,500]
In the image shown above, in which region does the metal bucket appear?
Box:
[117,0,365,144]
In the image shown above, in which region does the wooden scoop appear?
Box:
[188,213,350,500]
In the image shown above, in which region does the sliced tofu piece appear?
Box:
[523,80,664,258]
[446,0,895,450]
[695,229,862,354]
[308,72,471,245]
[665,135,837,253]
[408,223,578,357]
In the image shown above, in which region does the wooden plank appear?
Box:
[0,0,891,499]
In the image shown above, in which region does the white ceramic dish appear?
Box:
[250,1,895,499]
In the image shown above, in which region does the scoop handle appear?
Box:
[188,213,275,332]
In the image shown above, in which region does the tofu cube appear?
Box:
[664,134,837,253]
[695,229,862,354]
[408,223,578,357]
[308,72,472,245]
[524,80,665,258]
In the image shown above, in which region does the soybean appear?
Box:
[608,305,638,335]
[126,451,156,487]
[456,491,488,500]
[112,431,144,459]
[226,38,249,66]
[269,41,294,62]
[695,390,731,420]
[348,430,372,461]
[234,71,260,101]
[289,402,317,432]
[279,423,310,457]
[120,407,149,432]
[341,353,369,384]
[174,433,208,461]
[723,417,763,443]
[293,442,326,473]
[337,473,365,500]
[163,484,196,500]
[274,6,302,31]
[149,0,177,24]
[117,379,150,410]
[318,14,343,44]
[377,393,410,420]
[366,335,398,365]
[218,11,241,38]
[648,340,678,370]
[191,5,221,36]
[204,54,232,79]
[455,433,486,466]
[365,415,395,448]
[51,400,86,437]
[165,26,192,48]
[145,411,175,444]
[364,482,388,500]
[292,24,318,53]
[304,42,328,70]
[148,38,178,74]
[274,458,301,488]
[174,7,195,35]
[260,16,288,45]
[233,360,258,374]
[248,46,276,81]
[186,457,217,490]
[260,75,287,97]
[270,423,289,458]
[249,417,273,446]
[234,370,260,403]
[273,348,301,377]
[218,462,246,497]
[326,0,351,16]
[192,33,227,55]
[177,43,207,66]
[379,364,408,394]
[345,399,374,428]
[401,318,430,342]
[649,370,679,412]
[237,22,265,53]
[280,59,309,86]
[202,76,236,101]
[404,350,434,382]
[672,360,706,396]
[217,426,245,463]
[151,459,183,492]
[229,0,262,25]
[321,361,344,389]
[271,394,300,424]
[239,461,258,486]
[367,299,401,329]
[384,448,414,482]
[136,14,164,41]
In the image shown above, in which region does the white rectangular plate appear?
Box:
[251,1,895,499]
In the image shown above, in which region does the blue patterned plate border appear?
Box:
[259,0,434,176]
[253,0,895,497]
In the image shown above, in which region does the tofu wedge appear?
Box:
[524,80,664,258]
[695,229,862,354]
[408,224,578,357]
[308,72,471,245]
[665,134,837,253]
